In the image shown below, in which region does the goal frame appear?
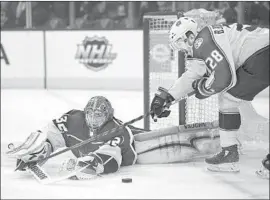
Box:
[143,11,187,130]
[142,10,269,144]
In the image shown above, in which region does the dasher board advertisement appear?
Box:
[45,31,143,90]
[1,31,45,88]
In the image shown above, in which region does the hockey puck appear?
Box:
[122,178,132,183]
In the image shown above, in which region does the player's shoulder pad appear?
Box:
[52,109,85,132]
[192,26,213,58]
[193,25,227,61]
[64,109,85,124]
[66,109,84,117]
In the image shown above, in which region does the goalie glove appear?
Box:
[192,72,216,99]
[150,87,175,120]
[6,131,53,171]
[59,153,104,180]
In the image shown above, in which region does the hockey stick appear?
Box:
[28,90,195,165]
[27,162,94,184]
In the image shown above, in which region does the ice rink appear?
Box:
[1,89,269,199]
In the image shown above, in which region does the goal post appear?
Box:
[143,11,186,131]
[143,10,219,131]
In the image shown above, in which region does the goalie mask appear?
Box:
[84,96,114,131]
[169,17,198,56]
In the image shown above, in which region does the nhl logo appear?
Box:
[75,36,117,71]
[194,38,203,49]
[150,44,170,63]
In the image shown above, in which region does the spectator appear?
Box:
[205,1,220,11]
[75,1,89,19]
[1,2,16,29]
[260,1,270,26]
[193,2,210,10]
[42,2,68,29]
[138,1,158,28]
[74,1,115,29]
[248,1,269,26]
[156,1,172,12]
[15,2,50,28]
[223,1,238,24]
[72,1,92,28]
[109,3,128,29]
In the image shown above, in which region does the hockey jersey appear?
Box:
[48,109,138,168]
[169,23,269,101]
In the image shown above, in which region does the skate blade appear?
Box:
[207,162,240,172]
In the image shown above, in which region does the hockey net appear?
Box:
[143,9,269,147]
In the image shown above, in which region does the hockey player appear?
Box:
[150,17,269,175]
[6,96,139,179]
[6,96,220,180]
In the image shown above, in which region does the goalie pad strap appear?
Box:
[219,111,241,130]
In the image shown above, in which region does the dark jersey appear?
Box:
[192,23,269,94]
[52,109,138,166]
[169,23,269,101]
[192,24,236,94]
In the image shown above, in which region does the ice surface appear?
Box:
[1,89,269,199]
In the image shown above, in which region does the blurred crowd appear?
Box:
[1,1,269,30]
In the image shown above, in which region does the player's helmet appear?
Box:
[84,96,114,131]
[169,17,198,55]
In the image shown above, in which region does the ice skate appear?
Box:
[256,153,269,179]
[205,144,240,172]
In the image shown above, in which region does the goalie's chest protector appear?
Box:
[60,111,101,157]
[60,111,136,163]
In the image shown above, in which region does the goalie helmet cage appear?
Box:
[143,11,219,131]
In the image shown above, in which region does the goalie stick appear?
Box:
[7,144,99,184]
[26,162,97,184]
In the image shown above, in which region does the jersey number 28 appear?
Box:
[205,50,223,71]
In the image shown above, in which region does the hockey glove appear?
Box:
[150,87,175,120]
[14,141,52,171]
[15,159,31,171]
[6,131,53,171]
[192,74,216,99]
[60,153,104,180]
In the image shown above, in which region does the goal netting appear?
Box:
[143,9,269,147]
